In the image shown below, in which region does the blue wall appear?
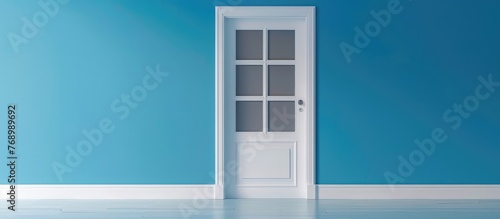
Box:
[0,0,499,185]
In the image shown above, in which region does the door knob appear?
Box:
[298,100,304,105]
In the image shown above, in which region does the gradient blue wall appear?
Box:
[0,0,499,184]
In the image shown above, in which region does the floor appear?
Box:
[0,199,499,218]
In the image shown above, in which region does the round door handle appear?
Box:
[298,100,304,105]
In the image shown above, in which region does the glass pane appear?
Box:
[236,101,263,132]
[236,65,263,96]
[268,101,295,132]
[268,30,295,60]
[268,65,295,96]
[236,30,263,60]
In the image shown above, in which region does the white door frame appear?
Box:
[215,6,316,199]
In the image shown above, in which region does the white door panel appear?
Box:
[237,142,295,181]
[226,18,305,198]
[216,7,315,199]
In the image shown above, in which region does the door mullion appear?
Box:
[263,28,268,134]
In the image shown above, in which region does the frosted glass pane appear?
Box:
[236,101,263,132]
[268,30,295,60]
[268,65,295,96]
[268,101,295,132]
[236,65,263,96]
[236,30,263,60]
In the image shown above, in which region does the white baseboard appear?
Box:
[0,185,214,200]
[2,184,499,199]
[317,185,500,199]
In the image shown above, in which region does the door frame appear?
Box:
[215,6,316,199]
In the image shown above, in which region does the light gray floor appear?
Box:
[0,199,499,218]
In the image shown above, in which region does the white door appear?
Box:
[216,7,316,199]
